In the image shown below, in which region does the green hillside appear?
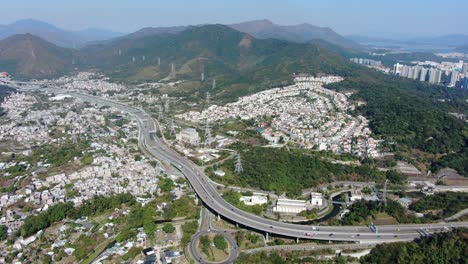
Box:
[0,34,74,79]
[82,24,359,100]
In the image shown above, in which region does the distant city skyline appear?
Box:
[1,0,468,38]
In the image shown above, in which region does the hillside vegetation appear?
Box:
[0,34,74,79]
[216,144,386,196]
[361,229,468,264]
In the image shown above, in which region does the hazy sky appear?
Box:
[2,0,467,37]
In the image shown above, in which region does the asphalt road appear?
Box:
[26,86,468,243]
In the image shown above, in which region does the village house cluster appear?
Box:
[177,76,380,157]
[41,72,126,94]
[0,92,168,236]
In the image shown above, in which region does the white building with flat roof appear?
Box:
[176,128,200,145]
[349,190,363,202]
[310,192,323,206]
[273,198,307,214]
[240,195,268,206]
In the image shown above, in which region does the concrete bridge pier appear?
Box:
[265,232,269,242]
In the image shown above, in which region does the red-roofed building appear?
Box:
[0,72,9,78]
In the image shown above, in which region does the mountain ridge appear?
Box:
[0,33,74,79]
[0,19,124,48]
[229,19,361,50]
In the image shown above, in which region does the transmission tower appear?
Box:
[164,98,170,113]
[234,154,243,174]
[204,119,212,146]
[169,119,176,136]
[158,105,163,120]
[382,179,388,206]
[212,79,216,89]
[206,92,210,106]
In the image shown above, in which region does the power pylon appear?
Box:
[234,154,243,174]
[204,119,212,146]
[169,119,176,136]
[164,98,170,113]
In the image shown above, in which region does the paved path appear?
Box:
[244,242,377,254]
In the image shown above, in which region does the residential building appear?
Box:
[449,71,459,87]
[176,128,200,145]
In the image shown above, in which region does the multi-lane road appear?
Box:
[16,84,468,243]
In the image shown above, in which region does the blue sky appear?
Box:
[2,0,467,37]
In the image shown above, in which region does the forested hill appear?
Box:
[0,34,74,79]
[82,24,360,99]
[326,69,468,156]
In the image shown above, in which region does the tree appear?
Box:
[235,231,245,246]
[162,223,175,233]
[386,170,407,185]
[0,225,7,241]
[247,233,260,244]
[134,154,142,161]
[143,221,156,235]
[213,234,228,251]
[159,178,175,193]
[181,221,198,246]
[200,235,211,256]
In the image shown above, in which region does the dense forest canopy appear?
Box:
[222,144,386,196]
[361,229,468,264]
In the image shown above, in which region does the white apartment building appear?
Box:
[176,128,200,145]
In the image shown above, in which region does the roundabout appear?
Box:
[190,230,239,264]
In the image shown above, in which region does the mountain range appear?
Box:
[0,19,361,51]
[229,19,361,50]
[81,24,359,100]
[0,18,363,80]
[0,19,124,48]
